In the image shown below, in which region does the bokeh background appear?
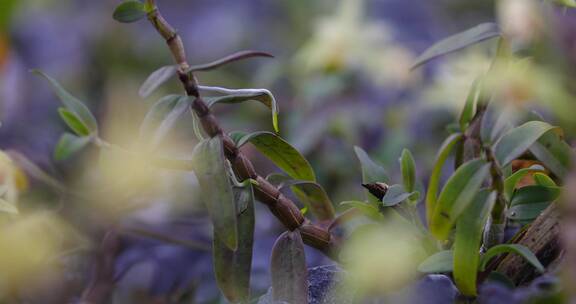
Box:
[1,0,576,303]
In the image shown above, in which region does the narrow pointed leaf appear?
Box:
[191,111,206,141]
[400,149,417,193]
[430,159,490,240]
[213,182,255,302]
[426,133,463,222]
[510,185,561,207]
[236,131,315,181]
[139,65,178,98]
[354,146,389,204]
[417,250,454,273]
[481,104,518,145]
[32,70,98,133]
[508,203,550,221]
[290,182,335,221]
[533,173,556,187]
[504,166,545,201]
[139,95,190,149]
[459,77,482,130]
[229,131,248,147]
[192,137,237,250]
[381,184,419,207]
[187,50,273,72]
[529,129,572,179]
[58,108,91,136]
[412,23,501,69]
[508,185,559,221]
[270,231,308,304]
[200,86,279,132]
[54,133,91,161]
[453,190,496,296]
[113,0,147,23]
[479,244,544,273]
[494,121,557,167]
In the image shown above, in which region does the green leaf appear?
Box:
[113,0,147,23]
[503,166,545,201]
[354,146,389,204]
[508,203,550,221]
[213,182,255,302]
[529,129,572,179]
[270,231,308,304]
[354,146,389,184]
[228,131,247,146]
[267,175,334,221]
[186,50,273,72]
[381,184,419,207]
[139,95,190,150]
[430,159,490,240]
[192,137,237,250]
[291,182,335,221]
[417,250,454,273]
[340,201,383,221]
[412,23,501,69]
[510,185,561,207]
[236,131,315,181]
[479,244,544,273]
[200,86,279,132]
[453,190,496,296]
[533,173,557,187]
[54,133,91,161]
[191,111,206,141]
[138,65,178,98]
[32,70,98,134]
[507,185,560,221]
[480,104,517,145]
[400,149,417,193]
[58,108,91,136]
[459,77,482,130]
[426,133,463,223]
[494,121,557,167]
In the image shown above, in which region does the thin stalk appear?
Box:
[144,2,340,259]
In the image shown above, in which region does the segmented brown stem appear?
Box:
[145,2,339,259]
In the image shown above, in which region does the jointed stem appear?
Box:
[144,2,339,259]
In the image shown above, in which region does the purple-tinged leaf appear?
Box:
[271,231,308,304]
[412,23,501,69]
[213,182,255,302]
[192,137,237,250]
[187,50,273,73]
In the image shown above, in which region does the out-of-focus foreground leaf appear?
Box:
[412,23,501,69]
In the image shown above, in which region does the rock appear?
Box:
[258,265,352,304]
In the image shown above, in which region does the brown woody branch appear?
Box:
[144,2,339,259]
